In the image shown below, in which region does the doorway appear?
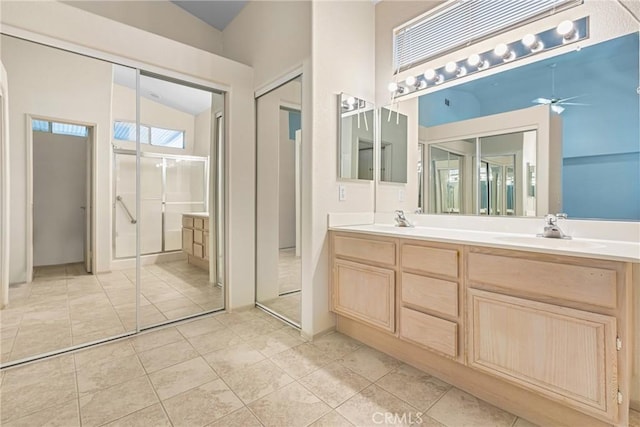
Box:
[255,75,302,327]
[30,118,94,277]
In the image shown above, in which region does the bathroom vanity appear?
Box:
[329,224,639,427]
[182,213,209,270]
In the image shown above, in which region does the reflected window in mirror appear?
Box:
[380,107,408,183]
[338,93,374,180]
[418,32,639,220]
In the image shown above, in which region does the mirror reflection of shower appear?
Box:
[111,66,226,328]
[256,75,302,327]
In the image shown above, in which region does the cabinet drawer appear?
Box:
[399,307,457,358]
[194,218,204,230]
[467,251,617,309]
[402,244,458,278]
[182,216,194,228]
[401,272,458,318]
[193,243,203,258]
[333,259,395,333]
[182,229,193,254]
[333,235,395,267]
[194,230,204,245]
[468,289,617,420]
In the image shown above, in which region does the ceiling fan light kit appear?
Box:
[388,16,589,98]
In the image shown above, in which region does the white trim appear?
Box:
[0,64,9,306]
[0,25,231,95]
[254,66,303,99]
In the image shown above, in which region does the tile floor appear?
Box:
[4,308,634,427]
[1,260,223,364]
[258,248,302,325]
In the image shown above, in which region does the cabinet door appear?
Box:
[332,259,395,333]
[182,228,194,255]
[468,289,618,421]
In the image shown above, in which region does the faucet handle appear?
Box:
[395,210,406,219]
[544,214,557,225]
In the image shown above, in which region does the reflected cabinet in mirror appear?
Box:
[338,93,374,180]
[416,31,639,220]
[380,107,408,183]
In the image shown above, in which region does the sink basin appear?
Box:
[495,235,606,249]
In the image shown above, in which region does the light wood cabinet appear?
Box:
[332,259,395,333]
[182,214,209,270]
[329,230,635,427]
[468,288,618,420]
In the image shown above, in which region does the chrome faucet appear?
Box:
[540,213,570,239]
[394,210,413,227]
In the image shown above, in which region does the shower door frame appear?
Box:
[112,149,209,259]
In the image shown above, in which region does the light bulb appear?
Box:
[467,53,481,67]
[423,69,437,81]
[405,75,416,86]
[347,96,356,106]
[557,20,574,37]
[522,34,544,52]
[494,43,514,61]
[387,82,398,92]
[445,61,458,74]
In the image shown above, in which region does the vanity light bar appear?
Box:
[389,17,589,97]
[341,96,368,113]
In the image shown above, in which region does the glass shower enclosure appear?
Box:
[113,150,208,258]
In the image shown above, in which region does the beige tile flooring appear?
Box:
[256,248,301,325]
[4,308,635,427]
[1,260,223,364]
[278,248,301,295]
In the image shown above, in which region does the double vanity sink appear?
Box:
[328,219,639,427]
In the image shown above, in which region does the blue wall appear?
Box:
[419,33,640,220]
[289,111,301,140]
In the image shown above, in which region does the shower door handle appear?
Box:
[116,195,137,224]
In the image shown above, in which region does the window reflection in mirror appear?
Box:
[380,107,408,183]
[338,93,374,180]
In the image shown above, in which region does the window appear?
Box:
[113,121,185,149]
[393,0,582,71]
[32,119,89,137]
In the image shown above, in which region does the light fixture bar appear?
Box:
[388,16,589,98]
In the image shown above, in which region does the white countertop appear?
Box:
[183,212,209,218]
[329,223,640,263]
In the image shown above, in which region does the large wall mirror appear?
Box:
[338,93,374,180]
[1,34,226,367]
[393,31,639,221]
[379,107,408,183]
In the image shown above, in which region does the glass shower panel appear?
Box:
[165,158,207,251]
[140,156,163,254]
[114,153,137,258]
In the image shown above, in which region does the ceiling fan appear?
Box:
[532,64,588,114]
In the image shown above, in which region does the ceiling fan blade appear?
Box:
[532,98,552,104]
[556,94,587,103]
[551,105,565,114]
[560,102,590,106]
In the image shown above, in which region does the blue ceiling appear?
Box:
[172,1,248,31]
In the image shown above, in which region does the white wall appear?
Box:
[279,109,296,249]
[32,132,87,266]
[1,1,255,309]
[1,34,113,283]
[62,0,224,56]
[0,62,10,307]
[306,0,376,337]
[222,1,311,89]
